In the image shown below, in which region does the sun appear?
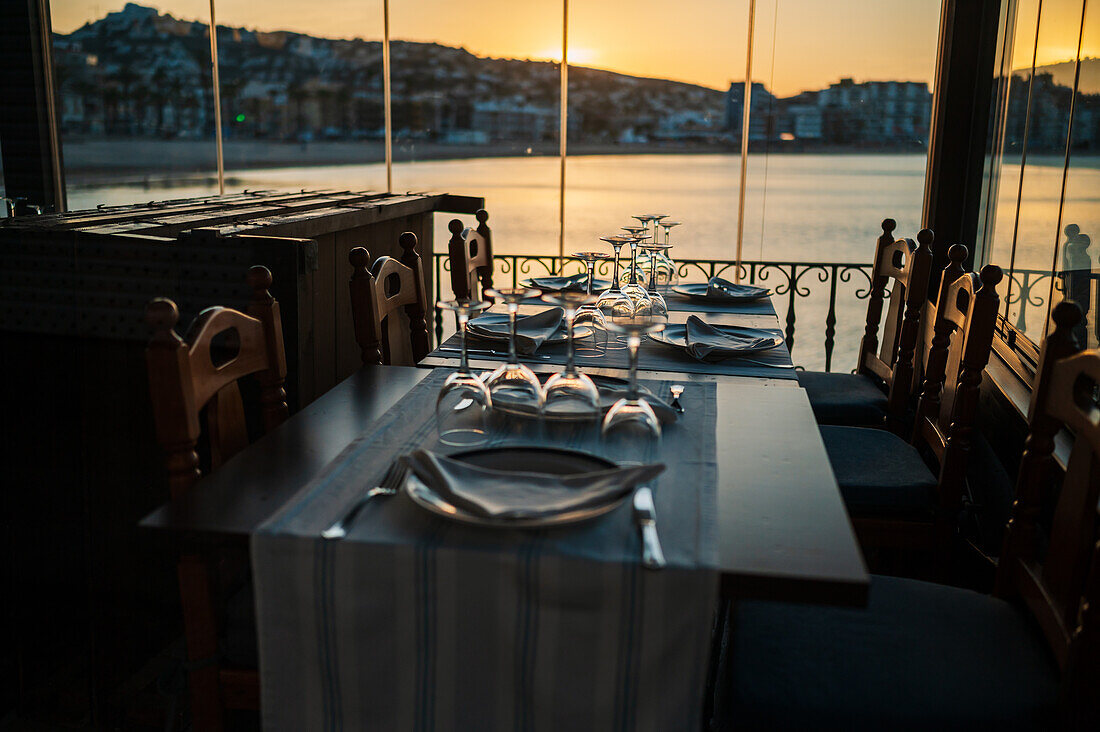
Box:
[533,47,596,65]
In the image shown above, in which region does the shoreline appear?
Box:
[62,138,930,188]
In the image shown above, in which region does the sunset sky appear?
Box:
[49,0,1093,97]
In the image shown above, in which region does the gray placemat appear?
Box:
[261,368,718,566]
[437,327,797,380]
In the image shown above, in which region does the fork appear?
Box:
[321,459,408,540]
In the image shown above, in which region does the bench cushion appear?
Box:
[797,371,888,426]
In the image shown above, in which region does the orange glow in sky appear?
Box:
[48,0,1095,96]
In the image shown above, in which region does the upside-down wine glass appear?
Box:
[622,224,649,282]
[594,234,631,311]
[601,292,668,440]
[435,299,493,446]
[654,220,681,288]
[620,235,651,307]
[483,287,544,417]
[639,243,671,319]
[571,251,610,328]
[540,290,601,419]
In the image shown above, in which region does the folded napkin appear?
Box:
[403,449,665,520]
[706,277,769,300]
[531,274,588,290]
[685,315,777,362]
[467,307,564,354]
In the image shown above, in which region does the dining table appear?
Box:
[140,287,869,730]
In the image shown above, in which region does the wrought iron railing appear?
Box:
[432,254,878,372]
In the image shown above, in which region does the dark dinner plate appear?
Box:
[672,282,770,302]
[650,322,784,355]
[522,276,612,292]
[404,446,623,527]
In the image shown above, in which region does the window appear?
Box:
[979,0,1095,368]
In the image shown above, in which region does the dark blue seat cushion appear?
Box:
[721,575,1060,731]
[820,425,937,517]
[797,371,888,426]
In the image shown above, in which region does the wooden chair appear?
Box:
[145,265,288,731]
[716,302,1098,730]
[817,263,1003,553]
[446,208,494,300]
[797,219,934,429]
[348,232,430,366]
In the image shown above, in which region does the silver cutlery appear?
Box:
[730,358,796,369]
[669,384,685,413]
[321,459,408,540]
[633,487,666,570]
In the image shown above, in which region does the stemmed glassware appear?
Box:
[653,221,680,288]
[435,298,493,446]
[571,251,610,330]
[639,243,671,319]
[593,234,632,312]
[540,290,601,420]
[601,292,668,440]
[619,235,651,306]
[482,287,545,416]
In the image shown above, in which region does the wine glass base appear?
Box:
[438,428,490,447]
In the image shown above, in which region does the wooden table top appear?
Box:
[141,365,868,606]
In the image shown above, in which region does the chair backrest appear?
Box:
[349,232,430,366]
[911,264,1003,513]
[447,209,494,300]
[918,243,970,380]
[857,220,934,419]
[996,301,1099,710]
[145,265,288,499]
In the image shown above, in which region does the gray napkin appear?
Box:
[467,307,564,354]
[706,277,769,300]
[403,449,665,520]
[685,315,777,362]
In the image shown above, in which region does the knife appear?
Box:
[632,487,666,570]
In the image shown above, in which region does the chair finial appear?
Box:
[916,228,934,248]
[399,232,418,254]
[948,243,968,265]
[1065,223,1081,239]
[1052,300,1084,332]
[247,265,273,296]
[146,297,179,332]
[349,246,371,270]
[881,218,896,236]
[448,218,464,235]
[981,260,1007,286]
[476,209,489,225]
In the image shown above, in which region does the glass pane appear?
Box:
[742,0,941,370]
[563,0,748,263]
[985,0,1041,324]
[388,0,561,259]
[50,2,220,209]
[1048,1,1098,348]
[1005,0,1085,344]
[201,0,386,194]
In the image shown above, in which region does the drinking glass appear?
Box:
[435,299,493,446]
[639,243,671,319]
[654,221,680,288]
[620,235,651,306]
[571,251,610,330]
[540,290,601,420]
[594,234,631,310]
[482,287,545,416]
[602,293,668,439]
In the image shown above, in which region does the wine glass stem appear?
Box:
[629,244,639,284]
[458,311,470,373]
[564,307,577,375]
[627,334,641,400]
[585,260,595,295]
[508,304,518,363]
[611,246,622,291]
